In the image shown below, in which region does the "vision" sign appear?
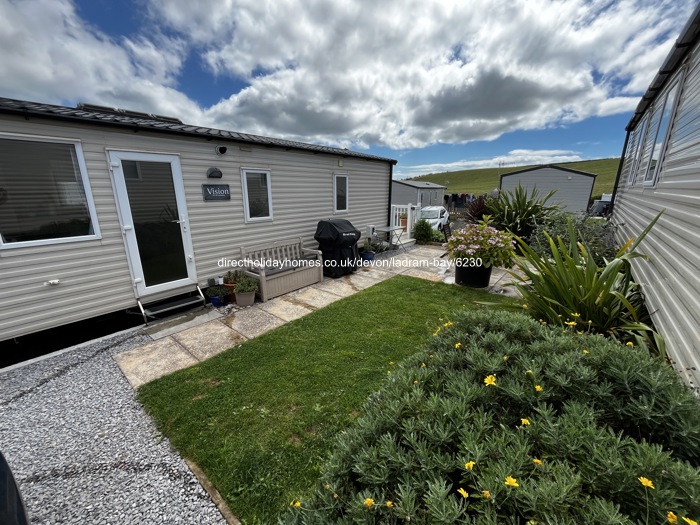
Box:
[202,184,231,201]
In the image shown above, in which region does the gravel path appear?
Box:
[0,329,227,525]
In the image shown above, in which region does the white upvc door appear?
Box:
[108,150,197,297]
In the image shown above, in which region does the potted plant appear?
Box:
[206,285,230,307]
[399,212,408,231]
[223,270,242,301]
[234,274,259,307]
[443,216,516,287]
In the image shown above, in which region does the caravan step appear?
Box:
[137,288,206,324]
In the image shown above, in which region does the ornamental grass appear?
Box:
[282,309,700,525]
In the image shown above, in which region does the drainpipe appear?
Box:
[609,129,631,216]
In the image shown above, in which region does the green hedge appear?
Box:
[281,310,700,525]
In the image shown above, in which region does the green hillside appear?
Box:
[408,158,620,198]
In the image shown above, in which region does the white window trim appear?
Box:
[333,172,349,213]
[0,133,101,250]
[626,116,647,186]
[240,168,273,223]
[644,75,683,187]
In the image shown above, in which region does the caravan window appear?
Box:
[0,136,100,248]
[241,168,273,222]
[644,80,680,185]
[333,173,348,213]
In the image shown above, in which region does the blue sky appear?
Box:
[0,0,695,178]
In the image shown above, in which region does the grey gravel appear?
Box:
[0,329,227,525]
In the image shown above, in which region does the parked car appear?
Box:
[419,206,450,230]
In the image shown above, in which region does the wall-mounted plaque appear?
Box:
[202,184,231,201]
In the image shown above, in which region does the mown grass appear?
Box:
[411,157,620,197]
[138,275,515,524]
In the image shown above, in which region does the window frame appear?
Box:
[240,168,273,223]
[333,172,349,213]
[625,115,647,186]
[643,76,683,187]
[0,133,101,250]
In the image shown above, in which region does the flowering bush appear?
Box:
[443,218,515,267]
[281,310,700,525]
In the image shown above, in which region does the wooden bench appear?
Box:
[240,237,323,302]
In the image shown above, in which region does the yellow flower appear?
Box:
[626,341,634,347]
[572,312,580,317]
[413,380,419,384]
[389,361,395,365]
[386,501,393,508]
[504,476,519,487]
[503,355,509,361]
[682,518,698,525]
[638,477,655,489]
[421,362,426,368]
[522,304,528,309]
[583,349,589,354]
[429,354,434,359]
[455,342,462,349]
[577,330,583,335]
[364,497,375,508]
[333,493,339,499]
[481,490,491,499]
[484,375,496,387]
[565,321,577,327]
[444,321,453,327]
[521,418,531,426]
[457,487,469,498]
[464,460,476,471]
[290,500,301,507]
[535,385,543,392]
[533,458,543,466]
[325,483,331,490]
[387,370,391,374]
[667,512,678,524]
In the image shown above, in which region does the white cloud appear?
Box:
[0,0,694,151]
[394,149,584,179]
[0,0,201,121]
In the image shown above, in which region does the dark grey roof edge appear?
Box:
[0,97,398,165]
[392,179,446,189]
[626,3,700,132]
[500,164,597,179]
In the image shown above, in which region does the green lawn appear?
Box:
[138,275,515,524]
[410,157,620,197]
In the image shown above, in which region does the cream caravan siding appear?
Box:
[500,167,595,212]
[0,116,391,342]
[614,39,700,388]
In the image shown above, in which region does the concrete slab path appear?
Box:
[114,246,520,390]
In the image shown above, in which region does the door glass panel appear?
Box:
[123,160,187,287]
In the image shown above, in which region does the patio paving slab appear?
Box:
[286,287,344,309]
[312,278,359,297]
[257,296,314,322]
[173,320,246,361]
[223,308,286,339]
[113,337,197,388]
[145,308,222,340]
[343,272,381,290]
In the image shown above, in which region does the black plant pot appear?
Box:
[455,263,493,288]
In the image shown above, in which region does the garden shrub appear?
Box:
[528,211,617,266]
[413,219,434,244]
[464,195,490,224]
[281,310,700,525]
[505,214,664,355]
[486,184,559,238]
